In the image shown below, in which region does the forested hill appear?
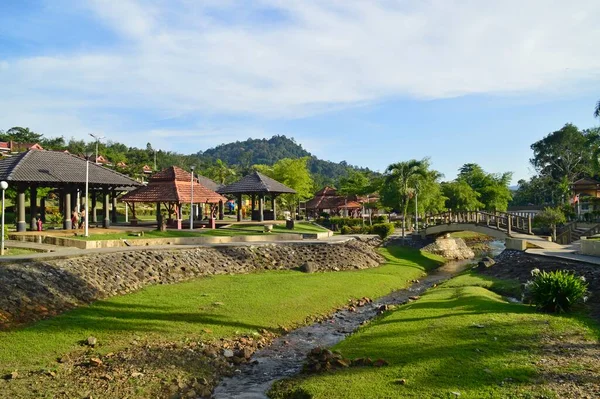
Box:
[199,135,374,186]
[0,127,373,188]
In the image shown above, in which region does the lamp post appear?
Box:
[89,133,105,164]
[190,165,195,230]
[414,183,419,234]
[84,152,92,237]
[0,181,7,255]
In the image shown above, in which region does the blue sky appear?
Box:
[1,1,600,183]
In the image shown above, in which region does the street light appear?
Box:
[0,181,7,255]
[190,165,195,230]
[89,133,105,165]
[84,152,93,237]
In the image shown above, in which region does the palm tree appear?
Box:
[595,100,600,119]
[211,159,236,185]
[385,159,428,239]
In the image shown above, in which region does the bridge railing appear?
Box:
[424,210,532,235]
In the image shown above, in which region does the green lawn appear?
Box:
[271,273,599,399]
[227,222,329,234]
[0,248,40,256]
[0,247,443,374]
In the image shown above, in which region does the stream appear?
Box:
[213,241,504,399]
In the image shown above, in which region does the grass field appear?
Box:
[225,222,329,234]
[0,246,443,374]
[270,272,600,399]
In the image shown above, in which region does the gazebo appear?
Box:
[305,186,362,218]
[120,166,226,229]
[0,149,141,231]
[218,171,296,222]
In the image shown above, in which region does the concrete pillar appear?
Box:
[507,215,512,235]
[91,193,97,223]
[16,185,26,232]
[29,185,38,230]
[528,215,533,235]
[63,190,72,230]
[237,195,242,222]
[495,212,500,229]
[40,197,46,223]
[271,195,276,220]
[219,200,224,220]
[111,190,118,223]
[259,195,264,222]
[103,188,110,228]
[70,189,77,215]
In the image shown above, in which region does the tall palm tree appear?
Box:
[385,159,428,239]
[595,100,600,119]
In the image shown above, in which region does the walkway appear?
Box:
[0,235,355,263]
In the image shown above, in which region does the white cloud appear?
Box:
[1,0,600,145]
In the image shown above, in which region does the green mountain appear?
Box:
[199,135,374,186]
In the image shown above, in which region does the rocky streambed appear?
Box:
[212,258,475,399]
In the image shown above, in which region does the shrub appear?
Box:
[525,269,589,313]
[340,225,352,235]
[371,223,395,239]
[46,211,63,226]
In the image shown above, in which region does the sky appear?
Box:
[1,0,600,183]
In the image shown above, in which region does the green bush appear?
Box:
[372,215,387,224]
[371,223,395,239]
[340,225,352,235]
[525,269,588,313]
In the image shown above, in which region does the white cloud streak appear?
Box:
[1,0,600,143]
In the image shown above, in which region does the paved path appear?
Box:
[0,235,355,263]
[4,240,66,252]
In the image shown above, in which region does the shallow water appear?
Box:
[213,254,482,399]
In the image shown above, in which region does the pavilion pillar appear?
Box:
[16,185,27,232]
[111,190,118,223]
[251,194,256,211]
[156,202,161,222]
[177,203,182,229]
[40,197,46,223]
[63,189,72,230]
[259,194,264,222]
[30,185,38,230]
[271,195,276,220]
[103,188,110,228]
[70,189,78,215]
[91,192,97,223]
[237,195,242,222]
[219,200,224,220]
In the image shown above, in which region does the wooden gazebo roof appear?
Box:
[121,166,226,204]
[218,171,296,195]
[0,149,140,188]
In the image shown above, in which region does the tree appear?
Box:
[383,159,428,238]
[0,126,43,143]
[441,181,484,211]
[254,157,314,214]
[594,100,600,120]
[337,170,372,196]
[207,159,236,185]
[534,207,566,242]
[530,124,592,202]
[457,163,513,211]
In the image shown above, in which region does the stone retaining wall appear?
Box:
[0,237,383,328]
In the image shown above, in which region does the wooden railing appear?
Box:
[424,210,533,235]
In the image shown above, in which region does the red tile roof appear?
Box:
[121,166,226,204]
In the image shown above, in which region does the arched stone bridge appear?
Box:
[420,211,533,239]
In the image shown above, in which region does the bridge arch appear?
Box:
[421,223,508,240]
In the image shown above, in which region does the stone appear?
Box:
[4,371,18,380]
[299,261,318,273]
[477,257,496,269]
[223,349,234,358]
[373,359,389,367]
[86,336,98,347]
[396,379,407,385]
[89,358,103,367]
